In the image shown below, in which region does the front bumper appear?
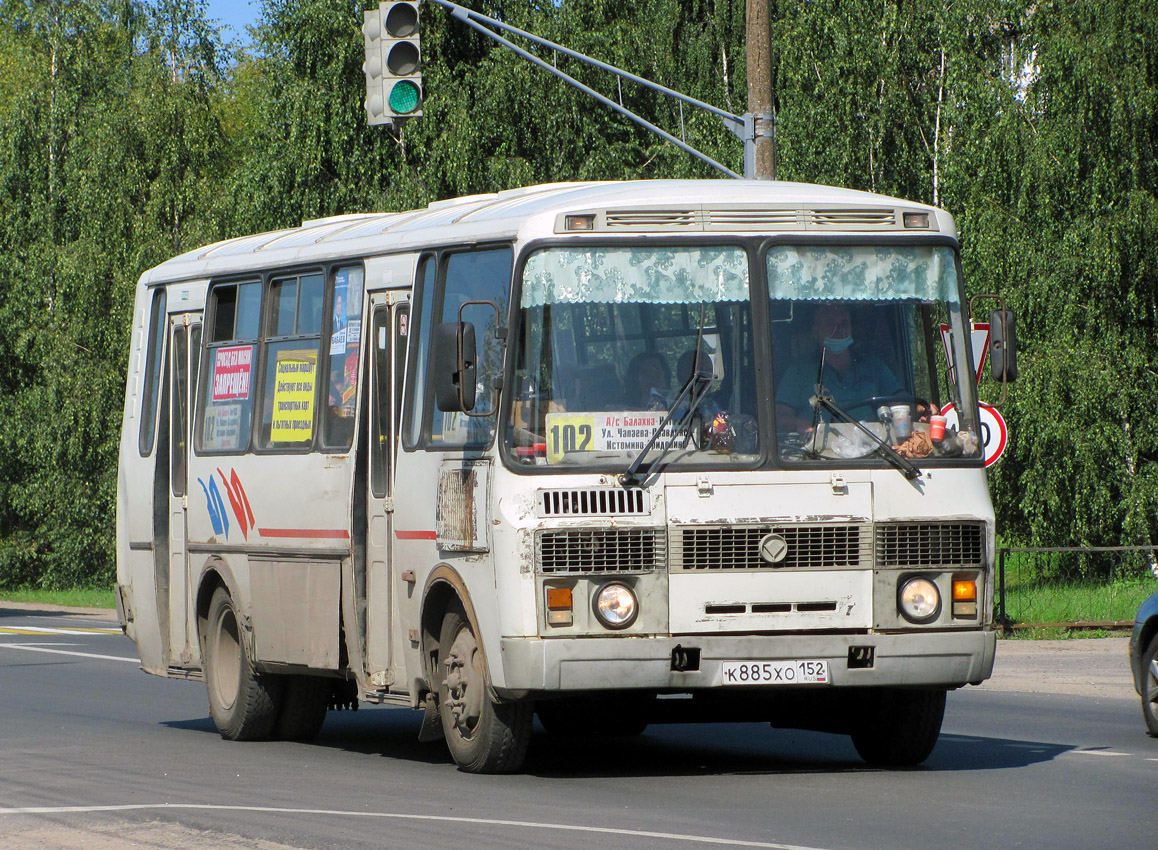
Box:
[497,629,996,695]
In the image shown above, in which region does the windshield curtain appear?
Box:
[769,244,982,464]
[507,246,759,469]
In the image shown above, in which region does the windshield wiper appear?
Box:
[810,392,922,481]
[620,305,712,487]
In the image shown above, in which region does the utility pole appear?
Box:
[746,0,776,179]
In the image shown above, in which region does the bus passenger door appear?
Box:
[167,315,200,668]
[364,296,408,690]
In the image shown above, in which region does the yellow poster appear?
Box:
[271,349,318,442]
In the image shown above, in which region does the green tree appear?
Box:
[0,0,231,588]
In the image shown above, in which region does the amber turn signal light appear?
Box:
[546,587,573,610]
[952,579,977,601]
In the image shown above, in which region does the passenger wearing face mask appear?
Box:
[774,303,903,434]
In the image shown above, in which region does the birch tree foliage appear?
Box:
[0,0,229,587]
[981,0,1158,559]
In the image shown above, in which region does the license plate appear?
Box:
[720,659,830,685]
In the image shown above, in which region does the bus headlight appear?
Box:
[898,577,941,623]
[594,582,638,630]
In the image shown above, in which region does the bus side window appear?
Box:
[403,256,436,449]
[197,281,260,453]
[138,288,167,456]
[322,266,364,450]
[427,248,512,448]
[257,273,324,451]
[370,306,390,498]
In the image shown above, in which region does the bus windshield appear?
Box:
[504,242,981,471]
[506,245,759,469]
[769,244,982,464]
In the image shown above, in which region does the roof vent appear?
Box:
[605,209,699,230]
[706,208,801,231]
[806,208,897,229]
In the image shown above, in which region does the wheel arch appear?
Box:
[418,564,489,698]
[1138,616,1158,690]
[195,558,243,653]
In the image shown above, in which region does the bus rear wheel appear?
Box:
[437,602,531,773]
[203,586,283,741]
[849,687,946,767]
[274,675,331,741]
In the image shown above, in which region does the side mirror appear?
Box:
[433,321,477,412]
[989,310,1018,382]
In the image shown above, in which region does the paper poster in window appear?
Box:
[271,350,318,442]
[212,345,253,401]
[203,403,242,451]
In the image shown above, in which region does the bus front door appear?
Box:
[363,296,408,692]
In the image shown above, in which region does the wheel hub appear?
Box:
[444,626,484,739]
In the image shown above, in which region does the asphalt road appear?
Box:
[1,604,1154,850]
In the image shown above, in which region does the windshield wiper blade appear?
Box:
[620,304,711,487]
[619,369,710,487]
[811,393,922,481]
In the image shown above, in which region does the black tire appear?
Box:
[202,586,283,741]
[437,602,532,773]
[850,688,946,767]
[275,675,331,741]
[536,695,651,737]
[1141,635,1158,737]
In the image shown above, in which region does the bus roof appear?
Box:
[139,179,953,286]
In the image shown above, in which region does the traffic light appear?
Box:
[362,1,423,126]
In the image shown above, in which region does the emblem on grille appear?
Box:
[758,533,790,564]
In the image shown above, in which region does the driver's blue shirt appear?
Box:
[775,350,903,426]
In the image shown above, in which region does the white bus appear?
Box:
[116,179,1005,773]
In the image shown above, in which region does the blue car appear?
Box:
[1130,589,1158,736]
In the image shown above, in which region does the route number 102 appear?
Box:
[549,421,593,456]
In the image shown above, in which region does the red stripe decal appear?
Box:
[257,528,351,540]
[395,530,438,540]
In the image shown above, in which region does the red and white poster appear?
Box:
[212,344,254,401]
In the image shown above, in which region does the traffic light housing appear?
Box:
[363,1,423,126]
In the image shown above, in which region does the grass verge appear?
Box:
[0,588,115,609]
[999,577,1153,635]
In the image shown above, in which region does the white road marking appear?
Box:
[0,644,138,663]
[0,803,832,850]
[1070,749,1129,757]
[0,625,121,635]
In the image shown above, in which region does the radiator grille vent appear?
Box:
[672,523,869,571]
[537,528,665,574]
[538,488,648,518]
[875,523,985,567]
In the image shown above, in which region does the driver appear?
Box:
[775,303,903,434]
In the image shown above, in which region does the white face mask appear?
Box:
[823,336,854,354]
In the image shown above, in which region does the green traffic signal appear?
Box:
[389,80,421,115]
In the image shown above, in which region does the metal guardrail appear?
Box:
[996,545,1158,631]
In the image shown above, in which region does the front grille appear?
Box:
[875,523,985,567]
[672,523,869,570]
[538,488,648,518]
[537,528,664,574]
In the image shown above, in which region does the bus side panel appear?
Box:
[186,453,352,671]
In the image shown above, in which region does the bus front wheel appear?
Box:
[437,602,531,773]
[849,687,946,767]
[203,586,283,741]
